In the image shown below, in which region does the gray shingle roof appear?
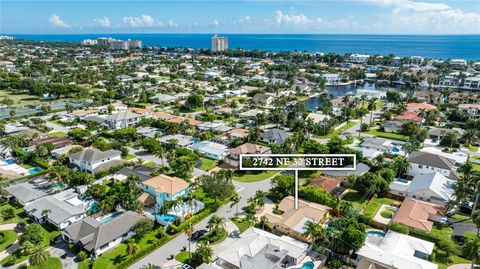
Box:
[25,196,85,226]
[408,151,456,170]
[106,110,141,121]
[64,211,143,252]
[5,180,51,205]
[70,148,121,163]
[260,129,291,144]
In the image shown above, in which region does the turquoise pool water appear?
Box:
[156,214,177,223]
[294,261,314,269]
[391,147,400,153]
[366,230,385,238]
[5,159,14,164]
[396,178,409,184]
[28,167,43,174]
[99,212,122,223]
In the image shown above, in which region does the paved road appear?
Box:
[45,121,71,134]
[48,240,78,269]
[345,111,382,137]
[129,178,272,269]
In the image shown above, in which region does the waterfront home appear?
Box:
[224,143,271,168]
[391,197,446,232]
[188,141,229,160]
[458,104,480,120]
[213,227,310,269]
[305,112,330,127]
[356,230,437,269]
[105,110,142,130]
[69,148,123,174]
[138,174,189,210]
[257,196,331,241]
[253,93,275,107]
[25,189,86,229]
[463,77,480,90]
[407,151,457,179]
[260,128,292,145]
[62,211,143,257]
[448,92,480,104]
[322,73,341,85]
[389,172,455,205]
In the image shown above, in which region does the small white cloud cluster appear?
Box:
[49,14,71,28]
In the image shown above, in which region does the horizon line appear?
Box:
[3,33,480,36]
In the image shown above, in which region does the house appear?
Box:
[463,77,480,90]
[310,176,342,195]
[448,92,480,104]
[389,172,455,205]
[188,141,229,160]
[383,120,404,133]
[306,112,330,127]
[29,137,73,151]
[323,163,370,179]
[149,93,177,104]
[392,197,447,232]
[458,104,480,120]
[414,91,443,104]
[62,211,143,257]
[393,111,422,123]
[253,93,275,107]
[323,73,341,85]
[260,129,292,145]
[257,196,331,240]
[69,148,123,174]
[224,143,271,168]
[214,227,311,269]
[105,110,142,130]
[409,56,424,66]
[5,178,52,206]
[357,137,405,158]
[115,165,155,181]
[158,134,199,147]
[427,127,464,141]
[438,76,460,87]
[25,189,86,229]
[356,230,437,269]
[330,96,353,116]
[407,151,457,179]
[350,54,370,63]
[138,174,189,210]
[406,103,437,113]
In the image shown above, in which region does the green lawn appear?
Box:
[0,230,17,252]
[315,121,357,139]
[342,189,368,210]
[466,145,479,152]
[199,157,218,172]
[48,132,67,138]
[362,197,401,218]
[429,224,472,269]
[124,154,136,160]
[233,170,279,183]
[145,161,156,168]
[20,163,34,169]
[0,203,30,225]
[0,90,45,107]
[175,251,191,263]
[451,214,473,223]
[472,155,480,160]
[375,101,385,110]
[28,257,62,269]
[366,128,409,141]
[231,218,250,233]
[473,163,480,172]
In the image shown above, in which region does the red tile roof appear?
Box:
[392,197,446,232]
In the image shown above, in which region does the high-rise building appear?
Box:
[110,40,129,50]
[127,39,142,49]
[97,37,114,47]
[211,35,228,52]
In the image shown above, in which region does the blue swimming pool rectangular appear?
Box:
[156,214,176,223]
[28,167,43,174]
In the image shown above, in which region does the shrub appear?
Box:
[132,218,154,238]
[77,250,87,262]
[388,222,410,235]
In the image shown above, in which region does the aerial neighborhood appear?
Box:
[0,36,478,269]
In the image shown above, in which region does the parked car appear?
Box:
[191,229,208,240]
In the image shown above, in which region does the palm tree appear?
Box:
[463,235,480,269]
[472,210,480,236]
[208,215,226,231]
[183,222,194,260]
[230,196,241,215]
[259,215,269,230]
[195,242,214,264]
[303,220,323,244]
[29,250,51,265]
[126,239,139,255]
[245,213,257,227]
[48,164,68,184]
[41,209,51,222]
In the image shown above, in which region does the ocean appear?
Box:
[7,34,480,60]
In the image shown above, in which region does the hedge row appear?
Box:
[115,235,172,269]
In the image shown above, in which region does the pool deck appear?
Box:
[372,204,397,226]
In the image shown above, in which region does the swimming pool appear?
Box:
[366,230,385,238]
[5,159,14,164]
[396,178,410,184]
[294,261,314,269]
[28,167,43,174]
[99,212,122,223]
[391,147,400,153]
[156,214,177,223]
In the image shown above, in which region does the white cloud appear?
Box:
[364,0,480,33]
[209,20,219,27]
[274,10,322,25]
[94,17,111,28]
[49,14,71,28]
[167,19,177,27]
[122,15,159,27]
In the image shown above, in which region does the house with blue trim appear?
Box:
[138,174,190,210]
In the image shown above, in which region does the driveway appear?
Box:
[48,240,78,269]
[448,218,478,237]
[128,179,272,269]
[127,147,166,166]
[45,121,71,134]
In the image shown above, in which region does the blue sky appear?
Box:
[1,0,479,34]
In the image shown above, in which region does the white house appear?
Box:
[350,54,370,63]
[389,172,455,205]
[188,141,229,160]
[322,73,340,85]
[407,151,457,180]
[69,148,122,174]
[356,230,437,269]
[458,104,480,120]
[105,110,142,130]
[463,77,480,90]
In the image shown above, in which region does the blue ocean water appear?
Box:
[7,34,480,60]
